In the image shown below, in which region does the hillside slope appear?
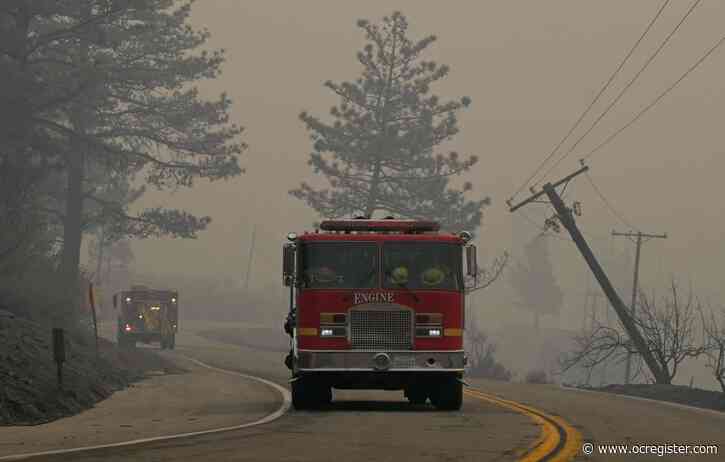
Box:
[0,310,182,425]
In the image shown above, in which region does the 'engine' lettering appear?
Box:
[352,292,395,305]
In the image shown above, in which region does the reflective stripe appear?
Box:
[444,328,463,337]
[297,327,318,336]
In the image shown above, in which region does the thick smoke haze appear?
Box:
[112,1,725,341]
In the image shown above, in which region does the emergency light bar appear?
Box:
[319,219,440,233]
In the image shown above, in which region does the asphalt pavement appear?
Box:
[2,321,723,461]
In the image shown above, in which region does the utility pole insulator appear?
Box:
[509,165,589,212]
[573,201,582,217]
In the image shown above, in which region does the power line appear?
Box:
[582,32,725,161]
[584,172,640,232]
[508,0,671,202]
[535,0,702,185]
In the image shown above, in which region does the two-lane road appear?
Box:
[3,322,723,461]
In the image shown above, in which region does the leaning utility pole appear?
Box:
[508,165,669,384]
[612,230,667,384]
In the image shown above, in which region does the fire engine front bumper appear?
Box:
[296,350,465,372]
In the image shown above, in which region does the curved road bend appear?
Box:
[24,388,541,462]
[0,326,549,462]
[6,323,724,461]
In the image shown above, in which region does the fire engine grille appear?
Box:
[350,310,412,350]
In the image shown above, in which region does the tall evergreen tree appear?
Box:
[510,234,564,330]
[0,1,65,277]
[292,11,487,231]
[3,1,245,296]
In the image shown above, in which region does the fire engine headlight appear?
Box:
[415,313,443,338]
[319,326,346,337]
[416,327,443,337]
[171,298,176,303]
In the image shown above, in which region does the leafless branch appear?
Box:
[466,251,509,294]
[561,277,708,385]
[700,307,725,393]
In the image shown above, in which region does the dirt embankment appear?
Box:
[0,311,184,426]
[588,383,725,413]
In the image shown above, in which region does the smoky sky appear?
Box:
[119,1,725,321]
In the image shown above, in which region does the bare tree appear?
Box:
[637,281,707,383]
[701,308,725,393]
[462,252,511,380]
[466,251,509,294]
[464,310,512,381]
[561,279,707,385]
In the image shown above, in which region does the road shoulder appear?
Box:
[0,350,281,458]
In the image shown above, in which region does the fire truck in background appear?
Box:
[113,285,179,349]
[282,217,478,410]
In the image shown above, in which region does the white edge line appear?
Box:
[0,355,292,461]
[560,384,725,418]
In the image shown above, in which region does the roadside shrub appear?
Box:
[525,369,549,384]
[465,325,513,381]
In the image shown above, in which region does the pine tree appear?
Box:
[510,234,564,330]
[3,1,245,294]
[292,11,488,232]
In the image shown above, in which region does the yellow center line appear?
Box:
[464,389,582,462]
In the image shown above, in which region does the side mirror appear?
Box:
[112,294,117,309]
[282,243,296,287]
[466,245,478,278]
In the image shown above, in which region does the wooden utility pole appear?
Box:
[508,165,669,384]
[89,282,99,357]
[94,226,106,286]
[243,225,257,292]
[612,230,667,384]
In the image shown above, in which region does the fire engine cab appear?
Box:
[282,217,478,410]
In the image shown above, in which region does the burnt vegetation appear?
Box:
[561,278,725,402]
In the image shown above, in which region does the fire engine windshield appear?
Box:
[382,242,462,290]
[300,243,377,289]
[123,301,164,331]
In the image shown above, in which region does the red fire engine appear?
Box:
[282,217,478,410]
